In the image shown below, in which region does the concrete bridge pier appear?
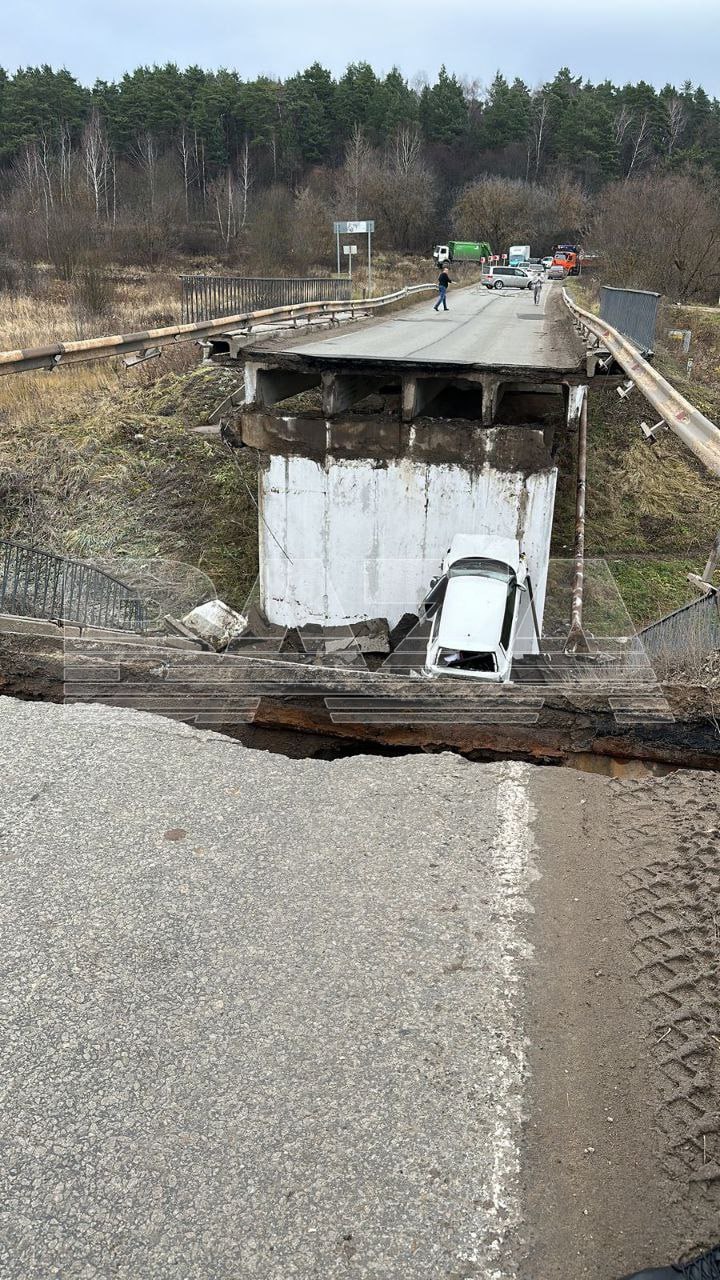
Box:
[237,404,561,640]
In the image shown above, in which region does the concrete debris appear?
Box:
[180,599,248,650]
[292,618,390,655]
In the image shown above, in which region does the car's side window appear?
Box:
[422,574,448,619]
[500,580,518,649]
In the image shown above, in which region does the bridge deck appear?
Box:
[250,281,587,379]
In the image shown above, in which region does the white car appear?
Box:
[422,535,529,682]
[541,255,554,270]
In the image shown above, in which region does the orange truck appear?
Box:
[552,244,581,275]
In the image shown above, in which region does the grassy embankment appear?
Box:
[0,264,258,609]
[552,284,720,627]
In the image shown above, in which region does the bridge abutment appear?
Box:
[238,407,558,632]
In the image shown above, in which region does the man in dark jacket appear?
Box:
[433,265,451,311]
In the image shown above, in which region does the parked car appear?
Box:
[481,265,533,290]
[422,535,529,683]
[547,264,567,279]
[541,255,554,270]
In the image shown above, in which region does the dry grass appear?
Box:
[0,269,180,350]
[651,647,720,692]
[0,352,259,609]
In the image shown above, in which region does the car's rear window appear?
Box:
[436,648,498,673]
[448,557,513,582]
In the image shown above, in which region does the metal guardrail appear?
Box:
[639,589,720,658]
[181,275,352,323]
[0,540,145,630]
[0,285,435,378]
[563,289,720,479]
[600,286,660,353]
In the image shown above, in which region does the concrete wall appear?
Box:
[259,431,558,641]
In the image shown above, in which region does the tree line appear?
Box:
[2,62,719,183]
[0,61,719,301]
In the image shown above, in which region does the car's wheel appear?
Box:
[493,280,504,290]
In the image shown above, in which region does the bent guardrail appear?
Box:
[563,288,720,479]
[0,540,145,630]
[0,285,436,378]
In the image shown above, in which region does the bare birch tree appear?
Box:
[58,121,73,203]
[393,124,422,176]
[177,126,195,222]
[238,136,252,227]
[612,104,634,148]
[133,132,159,214]
[343,124,371,217]
[664,97,687,158]
[210,168,238,247]
[82,109,110,219]
[625,110,650,179]
[527,96,550,180]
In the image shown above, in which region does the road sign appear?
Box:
[343,245,358,255]
[334,220,375,234]
[334,220,374,295]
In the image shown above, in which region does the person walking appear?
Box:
[433,265,451,312]
[532,276,543,306]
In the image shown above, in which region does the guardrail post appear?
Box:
[565,386,595,655]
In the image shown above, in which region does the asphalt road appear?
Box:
[1,698,718,1279]
[286,281,583,371]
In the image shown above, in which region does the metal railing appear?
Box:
[600,286,660,353]
[181,275,352,323]
[0,285,435,377]
[563,289,720,479]
[0,540,145,630]
[639,590,720,658]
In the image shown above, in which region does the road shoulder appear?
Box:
[521,767,700,1280]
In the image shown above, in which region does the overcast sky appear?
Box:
[4,0,719,95]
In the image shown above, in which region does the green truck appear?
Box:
[433,241,492,265]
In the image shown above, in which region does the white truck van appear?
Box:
[508,244,531,266]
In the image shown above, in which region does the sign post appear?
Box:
[333,220,375,295]
[343,243,357,285]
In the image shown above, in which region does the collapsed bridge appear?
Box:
[219,281,621,641]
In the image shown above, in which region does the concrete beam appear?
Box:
[245,362,321,407]
[321,372,379,416]
[481,376,504,426]
[586,349,612,378]
[566,384,587,431]
[401,376,449,422]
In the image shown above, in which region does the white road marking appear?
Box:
[458,760,537,1279]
